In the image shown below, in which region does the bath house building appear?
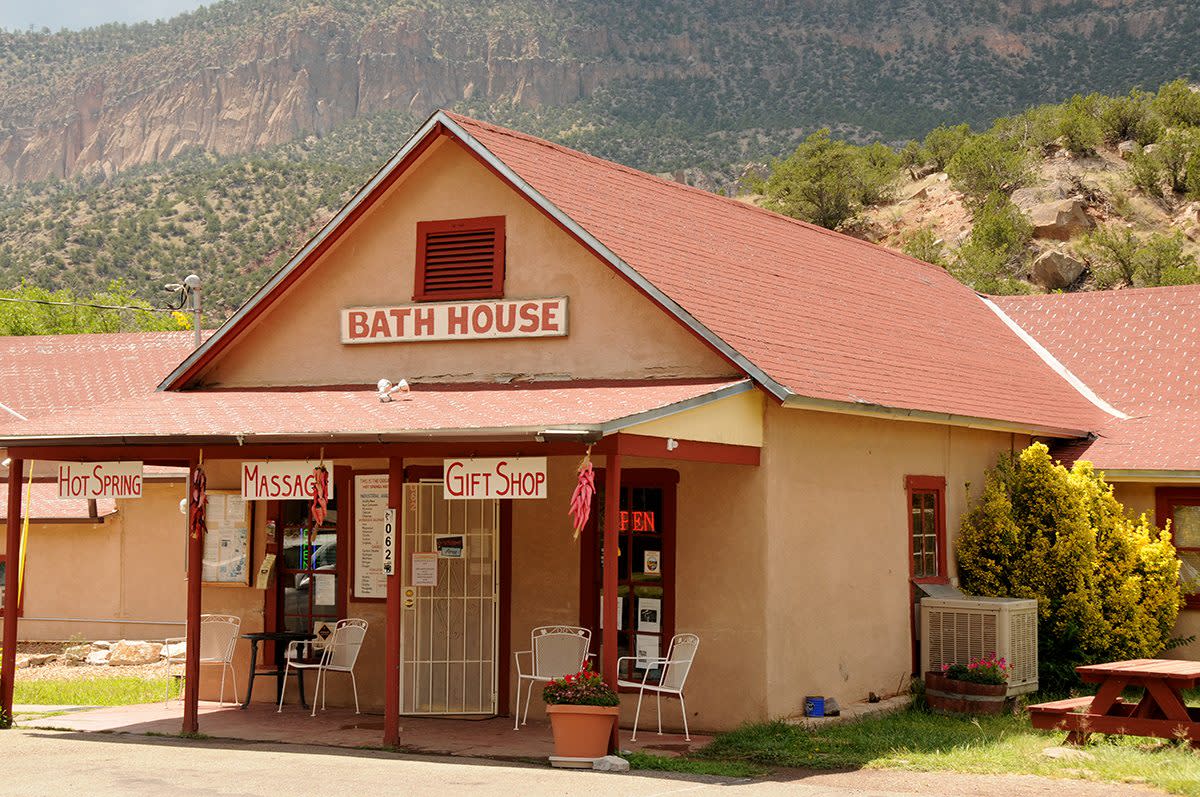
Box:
[2,112,1198,744]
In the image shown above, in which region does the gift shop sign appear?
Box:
[444,458,547,500]
[57,462,144,499]
[340,297,567,344]
[242,461,335,501]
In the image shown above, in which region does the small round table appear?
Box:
[240,630,316,710]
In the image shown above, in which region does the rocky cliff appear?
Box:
[0,0,1197,185]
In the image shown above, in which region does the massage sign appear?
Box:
[340,297,568,343]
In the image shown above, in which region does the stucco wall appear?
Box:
[199,137,733,388]
[6,480,186,642]
[1111,480,1200,659]
[761,403,1027,718]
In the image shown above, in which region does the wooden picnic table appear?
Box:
[1028,658,1200,746]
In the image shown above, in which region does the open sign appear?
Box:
[443,458,547,500]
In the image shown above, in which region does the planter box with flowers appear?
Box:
[542,667,620,764]
[925,655,1010,715]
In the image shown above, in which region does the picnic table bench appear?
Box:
[1028,658,1200,746]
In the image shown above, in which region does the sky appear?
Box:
[0,0,209,31]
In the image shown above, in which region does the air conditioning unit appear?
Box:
[921,596,1038,696]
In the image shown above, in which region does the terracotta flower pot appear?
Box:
[545,704,620,759]
[925,671,1009,715]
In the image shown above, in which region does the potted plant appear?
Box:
[925,654,1010,715]
[542,666,620,762]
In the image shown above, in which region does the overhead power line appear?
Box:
[0,296,183,314]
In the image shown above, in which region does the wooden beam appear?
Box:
[602,453,621,752]
[384,455,403,748]
[608,433,760,466]
[181,459,204,735]
[0,459,23,720]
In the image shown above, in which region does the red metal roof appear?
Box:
[993,286,1200,472]
[0,378,749,443]
[0,331,199,430]
[444,113,1108,434]
[0,481,115,522]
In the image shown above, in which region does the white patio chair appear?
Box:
[278,618,368,717]
[163,613,242,706]
[513,625,592,729]
[617,632,700,741]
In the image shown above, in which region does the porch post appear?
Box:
[182,459,204,734]
[602,453,621,750]
[1,458,24,720]
[384,455,403,747]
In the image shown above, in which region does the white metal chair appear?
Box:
[163,613,242,706]
[278,618,368,717]
[617,632,700,741]
[513,625,592,729]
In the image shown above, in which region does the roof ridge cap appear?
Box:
[447,111,955,283]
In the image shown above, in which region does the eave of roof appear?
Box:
[154,111,1105,439]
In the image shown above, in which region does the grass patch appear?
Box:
[692,707,1200,796]
[15,676,180,707]
[622,750,766,778]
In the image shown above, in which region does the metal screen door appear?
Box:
[400,482,500,715]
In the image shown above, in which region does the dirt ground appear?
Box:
[17,660,174,682]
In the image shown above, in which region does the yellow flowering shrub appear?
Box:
[958,443,1183,690]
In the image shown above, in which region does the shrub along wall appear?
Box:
[957,443,1183,691]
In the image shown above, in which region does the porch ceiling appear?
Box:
[0,378,753,447]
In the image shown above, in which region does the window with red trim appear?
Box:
[906,475,947,584]
[1155,488,1200,609]
[414,216,505,301]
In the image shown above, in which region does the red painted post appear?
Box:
[1,459,24,720]
[182,460,204,735]
[384,455,403,747]
[602,453,621,751]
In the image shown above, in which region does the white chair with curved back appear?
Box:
[278,618,368,717]
[617,632,700,741]
[512,625,592,729]
[163,613,242,706]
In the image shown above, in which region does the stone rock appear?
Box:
[1031,249,1087,290]
[92,640,114,650]
[1117,140,1138,159]
[63,644,91,662]
[107,640,163,666]
[161,642,186,660]
[1042,745,1094,761]
[15,653,55,669]
[1011,180,1072,211]
[85,649,110,666]
[592,755,631,772]
[1027,198,1094,241]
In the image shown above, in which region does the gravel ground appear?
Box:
[17,661,174,682]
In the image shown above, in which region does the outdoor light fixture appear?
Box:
[377,378,410,402]
[666,438,680,451]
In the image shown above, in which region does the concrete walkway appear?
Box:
[0,729,1166,797]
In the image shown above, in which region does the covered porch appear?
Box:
[30,700,712,758]
[0,378,763,750]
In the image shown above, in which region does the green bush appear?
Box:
[1097,89,1164,145]
[1058,96,1102,156]
[968,193,1032,256]
[1154,78,1200,128]
[922,124,972,171]
[1128,146,1164,196]
[1080,226,1199,287]
[761,128,900,229]
[958,443,1183,691]
[1156,127,1200,195]
[900,227,945,267]
[946,134,1033,200]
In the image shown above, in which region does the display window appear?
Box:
[579,469,677,684]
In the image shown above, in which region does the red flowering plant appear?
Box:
[941,654,1009,685]
[542,666,620,707]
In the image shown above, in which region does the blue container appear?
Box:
[804,695,825,718]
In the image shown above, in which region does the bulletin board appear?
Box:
[203,490,253,586]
